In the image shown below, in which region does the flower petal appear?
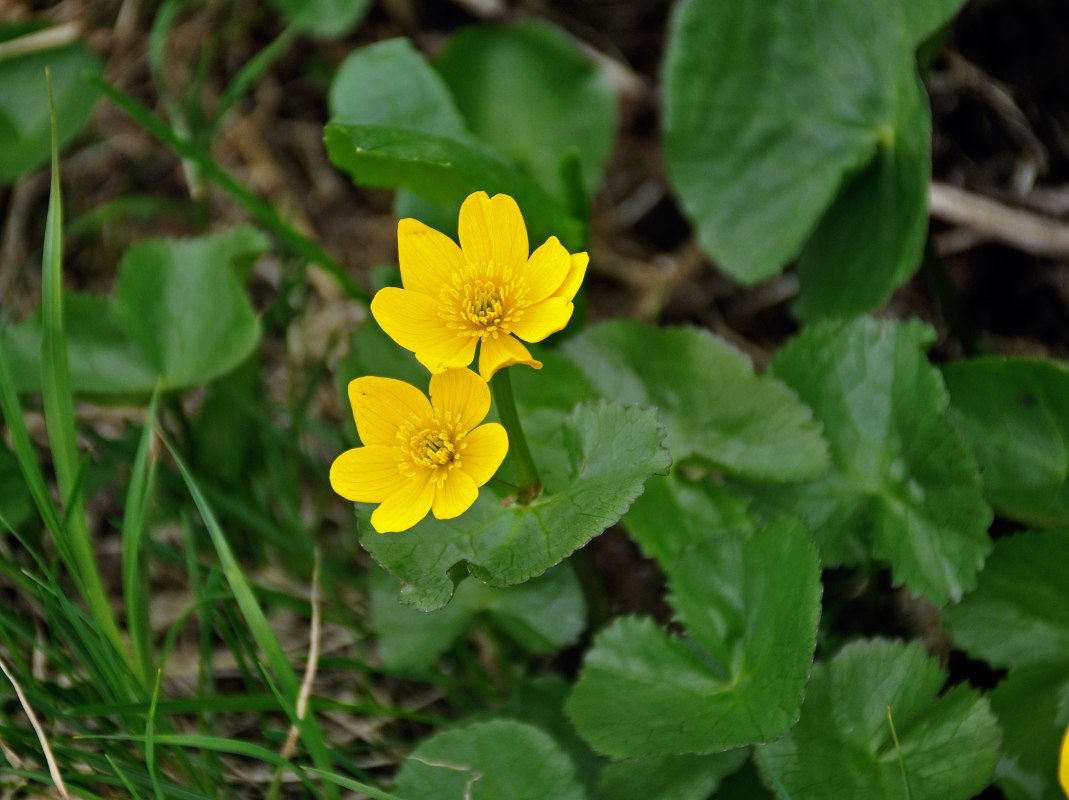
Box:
[330,445,405,502]
[398,217,466,296]
[458,191,528,275]
[553,251,588,302]
[1060,723,1069,796]
[369,468,435,533]
[478,334,542,381]
[372,287,477,372]
[459,422,508,487]
[429,368,491,434]
[523,236,571,303]
[349,376,430,447]
[510,296,573,343]
[431,467,479,520]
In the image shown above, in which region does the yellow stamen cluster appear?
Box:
[441,263,528,339]
[399,414,466,485]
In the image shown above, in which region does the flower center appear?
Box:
[399,414,465,482]
[440,262,529,339]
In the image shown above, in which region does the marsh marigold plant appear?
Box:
[371,191,588,381]
[1061,723,1069,798]
[330,368,508,533]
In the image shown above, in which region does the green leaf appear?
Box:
[942,357,1069,527]
[623,472,754,564]
[497,676,604,794]
[370,562,586,671]
[944,529,1069,670]
[598,751,748,800]
[3,292,157,395]
[738,317,991,605]
[435,21,617,200]
[0,441,33,529]
[323,123,586,251]
[113,226,266,389]
[565,516,820,757]
[361,401,670,610]
[562,320,827,480]
[267,0,370,37]
[988,661,1069,800]
[757,639,1001,800]
[0,27,101,181]
[662,0,948,316]
[393,719,585,800]
[329,38,472,141]
[3,227,267,397]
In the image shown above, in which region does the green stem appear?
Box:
[490,368,541,502]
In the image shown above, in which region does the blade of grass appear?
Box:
[122,386,162,687]
[39,69,125,657]
[86,74,368,304]
[207,23,299,137]
[161,433,340,800]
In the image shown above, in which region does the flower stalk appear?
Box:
[491,367,542,503]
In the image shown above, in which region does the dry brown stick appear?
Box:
[929,181,1069,260]
[0,652,70,800]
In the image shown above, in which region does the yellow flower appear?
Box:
[330,368,508,533]
[371,191,588,381]
[1060,723,1069,798]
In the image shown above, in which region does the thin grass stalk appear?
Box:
[37,71,125,656]
[163,434,341,800]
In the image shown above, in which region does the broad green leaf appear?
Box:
[329,38,472,141]
[323,123,586,251]
[361,401,670,610]
[565,516,820,757]
[497,676,604,794]
[112,226,266,390]
[435,21,617,200]
[757,639,1001,800]
[943,357,1069,527]
[562,320,827,480]
[393,719,585,800]
[662,0,956,316]
[988,661,1069,800]
[3,227,266,397]
[623,472,754,564]
[599,751,748,800]
[944,529,1069,670]
[3,292,157,395]
[738,317,991,605]
[370,563,585,671]
[0,26,101,181]
[267,0,370,37]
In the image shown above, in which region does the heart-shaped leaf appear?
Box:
[662,0,966,317]
[562,320,827,481]
[943,357,1069,528]
[565,515,820,757]
[393,719,586,800]
[737,317,991,605]
[757,639,1001,800]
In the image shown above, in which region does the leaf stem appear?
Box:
[490,367,541,503]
